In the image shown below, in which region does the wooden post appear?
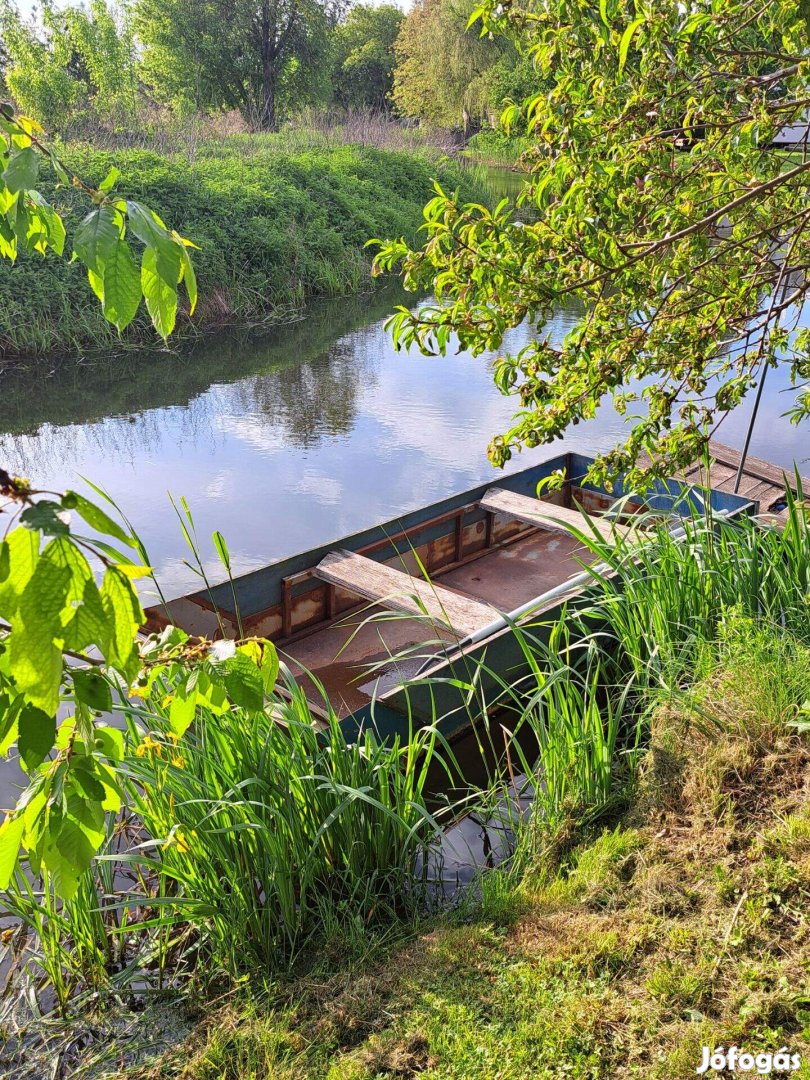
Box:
[281,577,292,639]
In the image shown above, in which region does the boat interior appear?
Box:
[146,456,648,722]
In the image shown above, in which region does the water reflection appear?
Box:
[0,282,807,599]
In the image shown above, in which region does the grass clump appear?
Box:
[0,138,482,361]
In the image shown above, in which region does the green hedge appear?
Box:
[0,139,479,360]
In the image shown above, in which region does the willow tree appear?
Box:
[376,0,810,486]
[392,0,506,132]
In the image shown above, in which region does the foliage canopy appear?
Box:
[377,0,810,486]
[0,0,138,133]
[134,0,343,130]
[392,0,510,132]
[332,3,404,112]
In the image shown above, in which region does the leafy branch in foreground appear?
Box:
[373,0,810,488]
[0,101,196,337]
[0,469,278,897]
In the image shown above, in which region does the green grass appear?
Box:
[115,617,810,1080]
[0,137,482,360]
[465,129,533,165]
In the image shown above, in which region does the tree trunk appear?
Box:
[258,0,277,131]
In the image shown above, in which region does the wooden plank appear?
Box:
[480,487,633,543]
[314,549,497,638]
[735,478,778,503]
[708,441,810,492]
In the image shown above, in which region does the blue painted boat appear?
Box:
[145,451,755,744]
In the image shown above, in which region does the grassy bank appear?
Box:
[0,137,479,361]
[465,129,533,166]
[125,619,810,1080]
[2,496,810,1078]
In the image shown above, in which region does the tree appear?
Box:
[0,0,138,134]
[134,0,342,131]
[0,111,271,899]
[332,4,403,112]
[376,0,810,488]
[392,0,506,132]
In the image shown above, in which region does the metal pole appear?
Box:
[732,363,769,494]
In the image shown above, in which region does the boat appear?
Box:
[144,449,759,745]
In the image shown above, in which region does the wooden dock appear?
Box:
[680,441,809,525]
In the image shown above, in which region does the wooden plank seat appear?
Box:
[315,549,497,639]
[480,487,633,543]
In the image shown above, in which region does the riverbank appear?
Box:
[2,492,810,1080]
[7,612,810,1079]
[465,129,532,167]
[0,137,482,361]
[134,625,810,1080]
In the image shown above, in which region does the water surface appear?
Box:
[1,283,807,600]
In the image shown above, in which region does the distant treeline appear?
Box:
[0,0,534,138]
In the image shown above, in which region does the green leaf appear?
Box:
[0,529,40,617]
[41,536,107,650]
[73,205,121,276]
[210,651,264,710]
[41,834,82,899]
[98,167,120,194]
[72,669,112,713]
[179,243,197,315]
[27,192,66,256]
[141,245,178,338]
[0,694,20,756]
[18,705,56,772]
[125,200,169,249]
[99,566,143,678]
[169,690,196,737]
[102,239,142,331]
[153,235,182,288]
[261,641,279,694]
[2,146,39,194]
[62,490,138,547]
[0,814,25,889]
[54,818,96,877]
[20,501,71,536]
[618,16,644,72]
[69,765,107,805]
[95,761,123,812]
[65,793,105,850]
[212,530,231,571]
[10,559,71,714]
[93,726,124,761]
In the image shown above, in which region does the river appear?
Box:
[2,279,807,602]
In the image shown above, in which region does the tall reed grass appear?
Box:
[119,669,450,975]
[3,482,809,1017]
[571,479,810,691]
